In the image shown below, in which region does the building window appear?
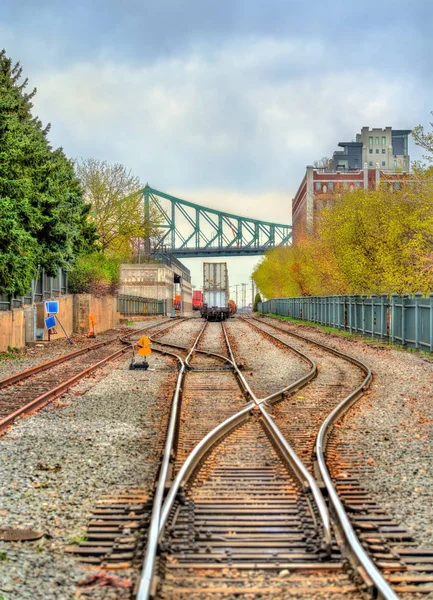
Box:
[382,136,386,145]
[369,136,373,145]
[375,149,379,154]
[369,161,373,167]
[382,161,386,166]
[403,160,406,169]
[375,136,379,144]
[328,182,334,190]
[356,181,361,188]
[394,181,400,190]
[381,149,385,154]
[394,160,397,168]
[315,182,321,191]
[369,149,373,154]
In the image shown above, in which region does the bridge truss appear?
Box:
[144,186,292,258]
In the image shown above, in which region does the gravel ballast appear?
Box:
[261,315,433,549]
[225,318,310,398]
[0,317,168,382]
[0,348,177,599]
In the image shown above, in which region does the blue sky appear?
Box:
[2,0,432,290]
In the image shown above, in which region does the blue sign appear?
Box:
[45,316,56,329]
[45,301,59,314]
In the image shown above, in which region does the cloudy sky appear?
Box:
[2,0,432,294]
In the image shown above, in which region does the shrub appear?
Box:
[68,253,120,297]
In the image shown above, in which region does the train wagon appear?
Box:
[192,290,203,311]
[202,262,230,321]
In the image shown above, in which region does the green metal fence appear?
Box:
[118,294,166,316]
[0,268,68,311]
[258,293,433,352]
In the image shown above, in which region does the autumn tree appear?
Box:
[0,49,97,296]
[253,177,433,298]
[75,159,161,260]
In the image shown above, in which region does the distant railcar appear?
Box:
[192,290,203,311]
[202,262,230,321]
[228,299,237,317]
[174,294,181,310]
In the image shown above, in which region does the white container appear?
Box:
[204,290,228,309]
[203,262,229,295]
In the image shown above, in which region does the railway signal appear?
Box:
[130,335,151,370]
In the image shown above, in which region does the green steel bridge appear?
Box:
[144,186,292,258]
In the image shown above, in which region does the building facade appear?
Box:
[293,126,412,241]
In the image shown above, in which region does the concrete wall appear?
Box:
[119,263,193,315]
[0,294,119,352]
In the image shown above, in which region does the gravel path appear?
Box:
[225,318,309,398]
[261,315,433,549]
[0,317,168,382]
[0,348,177,599]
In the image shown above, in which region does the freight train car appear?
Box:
[202,262,230,321]
[192,290,203,311]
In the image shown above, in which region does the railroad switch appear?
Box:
[129,358,149,370]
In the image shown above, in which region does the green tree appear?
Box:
[0,49,97,296]
[75,159,161,260]
[253,292,262,312]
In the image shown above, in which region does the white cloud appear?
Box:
[31,35,422,195]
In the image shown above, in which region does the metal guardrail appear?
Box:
[117,294,166,316]
[258,293,433,351]
[0,268,68,311]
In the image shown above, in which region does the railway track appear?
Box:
[238,315,433,598]
[67,315,431,598]
[0,318,180,434]
[136,320,351,600]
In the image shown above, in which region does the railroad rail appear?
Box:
[0,318,181,434]
[137,320,344,599]
[243,315,433,598]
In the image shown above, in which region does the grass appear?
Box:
[69,533,88,545]
[262,312,433,358]
[0,346,23,362]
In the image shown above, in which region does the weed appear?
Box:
[69,533,88,545]
[0,551,7,560]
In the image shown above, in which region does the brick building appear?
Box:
[292,127,411,241]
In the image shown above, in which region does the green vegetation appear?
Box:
[68,252,120,296]
[253,292,262,312]
[0,346,23,362]
[75,158,161,260]
[254,174,433,298]
[0,50,97,296]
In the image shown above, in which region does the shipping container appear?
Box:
[192,290,204,310]
[202,262,230,321]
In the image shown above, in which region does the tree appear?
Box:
[412,112,433,161]
[0,49,97,296]
[252,177,433,298]
[253,292,262,312]
[313,157,333,170]
[75,159,161,259]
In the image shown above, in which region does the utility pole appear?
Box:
[250,278,255,310]
[241,283,247,312]
[235,284,240,308]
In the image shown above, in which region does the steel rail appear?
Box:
[0,318,173,391]
[139,319,335,598]
[136,345,186,600]
[251,315,399,599]
[221,322,333,554]
[0,346,130,434]
[0,320,182,435]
